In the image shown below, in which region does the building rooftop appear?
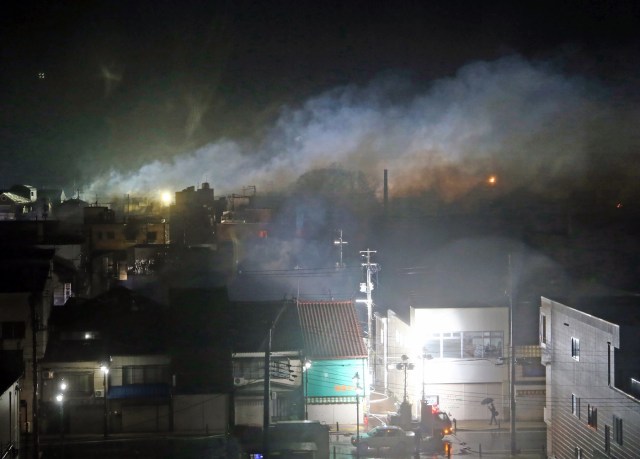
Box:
[297,300,367,359]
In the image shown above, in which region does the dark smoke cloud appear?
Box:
[87,55,638,201]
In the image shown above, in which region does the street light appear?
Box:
[57,380,67,444]
[396,355,415,403]
[101,364,109,438]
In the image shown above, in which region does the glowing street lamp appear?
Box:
[57,380,67,442]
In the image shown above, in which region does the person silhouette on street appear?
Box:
[488,402,499,425]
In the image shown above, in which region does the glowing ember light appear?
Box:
[161,191,172,206]
[616,202,623,209]
[487,175,497,186]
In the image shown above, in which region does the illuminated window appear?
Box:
[442,332,461,358]
[571,337,580,361]
[463,331,503,358]
[423,333,441,357]
[426,331,503,359]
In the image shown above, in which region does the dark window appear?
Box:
[58,373,93,395]
[571,394,580,417]
[587,404,597,429]
[540,314,547,345]
[97,231,103,240]
[1,322,26,339]
[123,365,169,385]
[106,231,115,240]
[575,447,582,459]
[604,425,610,453]
[147,231,157,242]
[613,415,623,445]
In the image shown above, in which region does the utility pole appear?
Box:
[263,301,289,458]
[359,249,377,357]
[29,293,40,459]
[508,254,517,455]
[333,230,348,269]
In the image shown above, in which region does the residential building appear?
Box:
[40,287,174,435]
[0,366,21,457]
[0,247,55,440]
[170,183,217,248]
[541,294,640,458]
[0,191,32,220]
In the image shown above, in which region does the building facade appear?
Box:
[541,296,640,458]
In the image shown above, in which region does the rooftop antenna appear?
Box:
[333,229,348,269]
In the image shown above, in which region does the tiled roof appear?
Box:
[297,300,367,359]
[0,192,31,204]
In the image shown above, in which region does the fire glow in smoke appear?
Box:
[87,55,638,201]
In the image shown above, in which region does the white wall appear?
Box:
[308,403,358,431]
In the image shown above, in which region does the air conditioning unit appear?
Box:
[233,377,247,386]
[94,390,104,398]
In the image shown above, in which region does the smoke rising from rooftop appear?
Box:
[87,55,637,201]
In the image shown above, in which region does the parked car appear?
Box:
[351,425,416,455]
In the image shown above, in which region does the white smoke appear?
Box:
[87,55,634,201]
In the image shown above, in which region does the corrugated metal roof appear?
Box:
[297,300,367,359]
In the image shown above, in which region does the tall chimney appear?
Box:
[383,169,389,214]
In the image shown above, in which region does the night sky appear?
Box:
[2,1,640,200]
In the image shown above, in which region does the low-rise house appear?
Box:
[540,294,640,458]
[40,287,173,435]
[229,299,367,432]
[0,247,55,439]
[298,300,368,429]
[0,192,32,220]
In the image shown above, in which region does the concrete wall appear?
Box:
[542,297,640,459]
[0,380,21,452]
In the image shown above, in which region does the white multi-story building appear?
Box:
[373,305,545,423]
[540,295,640,458]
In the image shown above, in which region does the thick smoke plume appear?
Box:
[87,55,638,201]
